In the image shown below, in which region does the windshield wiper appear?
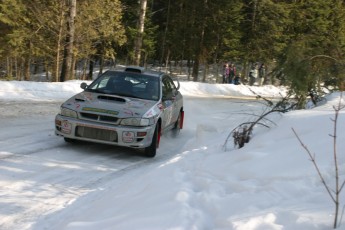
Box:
[85,88,107,94]
[86,89,142,99]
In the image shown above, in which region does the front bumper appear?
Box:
[55,114,155,148]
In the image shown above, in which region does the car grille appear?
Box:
[76,126,118,142]
[80,112,119,123]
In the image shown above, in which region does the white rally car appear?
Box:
[55,66,184,157]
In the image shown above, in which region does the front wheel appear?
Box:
[171,111,184,137]
[144,124,160,158]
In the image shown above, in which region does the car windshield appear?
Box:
[85,71,160,101]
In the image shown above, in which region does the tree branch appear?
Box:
[291,128,336,203]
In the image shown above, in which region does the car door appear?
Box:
[161,75,180,130]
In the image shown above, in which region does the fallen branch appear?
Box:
[223,89,296,150]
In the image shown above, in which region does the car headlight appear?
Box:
[120,117,155,126]
[61,107,78,118]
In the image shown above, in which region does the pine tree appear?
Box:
[74,0,126,79]
[280,0,341,106]
[0,0,35,80]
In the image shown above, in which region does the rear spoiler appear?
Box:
[124,66,145,73]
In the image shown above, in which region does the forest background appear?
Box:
[1,0,345,106]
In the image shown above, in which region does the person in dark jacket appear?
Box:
[222,63,230,83]
[258,63,266,86]
[229,63,236,84]
[233,73,241,85]
[249,63,258,86]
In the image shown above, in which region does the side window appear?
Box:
[98,77,110,88]
[90,76,110,89]
[162,76,176,99]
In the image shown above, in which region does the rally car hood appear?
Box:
[62,91,161,118]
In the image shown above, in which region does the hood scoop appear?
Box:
[98,95,126,103]
[75,98,85,102]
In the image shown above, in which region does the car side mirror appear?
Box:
[80,82,88,89]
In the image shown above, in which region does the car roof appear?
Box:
[106,66,164,78]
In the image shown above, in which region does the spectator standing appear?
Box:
[258,63,266,86]
[223,63,230,83]
[249,63,258,86]
[229,63,236,84]
[233,73,241,85]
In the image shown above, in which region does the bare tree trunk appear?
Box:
[45,61,49,81]
[15,58,19,80]
[54,1,65,82]
[88,58,94,80]
[192,26,205,82]
[134,0,147,66]
[60,0,76,82]
[165,49,170,74]
[99,54,104,75]
[159,0,171,70]
[71,53,76,79]
[187,59,192,81]
[251,0,258,30]
[192,58,199,82]
[24,41,32,81]
[6,57,10,78]
[202,63,208,82]
[192,0,207,82]
[24,58,30,81]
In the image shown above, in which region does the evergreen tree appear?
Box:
[0,0,35,80]
[279,0,342,106]
[75,0,126,79]
[117,0,157,66]
[1,0,345,87]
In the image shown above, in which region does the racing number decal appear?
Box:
[61,121,72,134]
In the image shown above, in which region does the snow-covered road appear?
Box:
[1,80,343,229]
[0,97,262,230]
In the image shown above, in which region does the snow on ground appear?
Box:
[0,80,288,101]
[0,79,345,230]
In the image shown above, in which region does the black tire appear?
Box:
[144,124,159,158]
[171,111,182,137]
[64,137,76,143]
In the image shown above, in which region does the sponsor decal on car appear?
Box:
[158,103,164,111]
[122,131,135,143]
[61,120,72,134]
[123,108,134,116]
